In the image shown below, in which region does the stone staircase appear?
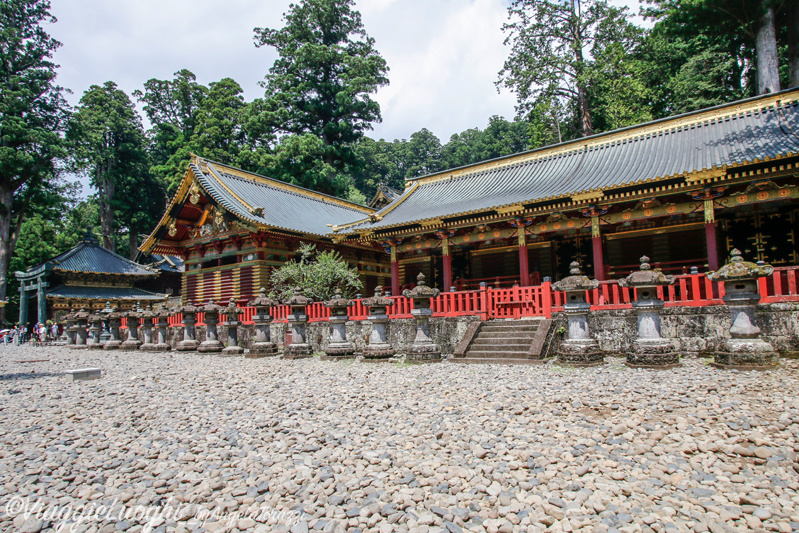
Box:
[452,318,552,364]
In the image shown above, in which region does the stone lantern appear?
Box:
[322,288,355,358]
[283,287,313,359]
[220,298,244,356]
[71,307,90,349]
[152,307,173,352]
[103,306,123,350]
[552,262,602,365]
[402,273,441,362]
[198,299,224,353]
[706,249,778,368]
[120,304,143,351]
[98,302,114,344]
[86,310,104,350]
[362,286,395,360]
[176,301,201,351]
[247,288,277,357]
[63,309,77,347]
[618,256,679,367]
[138,305,157,351]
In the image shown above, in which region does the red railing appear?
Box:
[153,265,797,327]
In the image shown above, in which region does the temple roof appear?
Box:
[46,285,166,300]
[368,183,403,209]
[336,88,799,235]
[17,233,157,280]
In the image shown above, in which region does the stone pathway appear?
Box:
[0,346,798,533]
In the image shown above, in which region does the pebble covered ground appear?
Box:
[1,346,798,533]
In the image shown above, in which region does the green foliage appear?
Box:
[0,0,68,316]
[254,0,389,193]
[269,242,362,302]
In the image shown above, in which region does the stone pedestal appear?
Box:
[151,309,172,352]
[63,311,77,347]
[619,256,680,367]
[120,306,143,351]
[553,262,602,365]
[87,314,104,350]
[176,302,200,351]
[138,306,157,351]
[220,298,244,356]
[283,288,313,359]
[198,300,224,353]
[403,273,441,362]
[103,308,123,350]
[362,287,395,360]
[71,308,90,350]
[323,288,355,358]
[247,289,277,357]
[707,250,778,369]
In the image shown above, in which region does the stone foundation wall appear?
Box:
[548,302,799,357]
[165,315,481,355]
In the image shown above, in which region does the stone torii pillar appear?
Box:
[618,256,679,367]
[322,288,355,358]
[706,249,778,369]
[283,287,314,359]
[362,286,395,361]
[220,298,244,356]
[247,288,277,357]
[36,276,49,325]
[18,283,29,327]
[198,300,224,353]
[403,273,441,362]
[552,262,603,365]
[176,301,200,351]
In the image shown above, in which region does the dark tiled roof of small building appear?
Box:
[339,90,799,233]
[47,234,155,276]
[193,160,373,237]
[46,285,165,300]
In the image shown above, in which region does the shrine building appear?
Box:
[140,89,799,303]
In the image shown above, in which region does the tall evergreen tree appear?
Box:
[0,0,68,324]
[254,0,389,192]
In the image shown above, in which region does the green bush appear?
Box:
[269,242,363,303]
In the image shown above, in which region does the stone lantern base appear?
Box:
[627,339,681,368]
[175,339,199,351]
[103,340,122,350]
[323,341,356,358]
[221,345,245,356]
[246,342,278,358]
[198,340,224,353]
[87,342,104,351]
[120,339,142,351]
[70,344,89,350]
[147,342,171,353]
[557,340,603,365]
[712,338,779,369]
[283,343,313,359]
[406,344,441,362]
[362,343,395,361]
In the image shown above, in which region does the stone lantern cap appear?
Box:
[402,273,440,300]
[106,306,123,320]
[202,299,223,314]
[706,249,774,282]
[221,298,243,320]
[362,286,393,310]
[249,287,277,309]
[323,287,353,309]
[155,306,173,318]
[125,305,142,320]
[87,311,102,323]
[180,301,201,314]
[618,256,675,288]
[140,304,156,321]
[74,307,90,320]
[99,302,114,317]
[552,262,600,292]
[284,287,313,307]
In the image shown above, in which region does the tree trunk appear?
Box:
[0,186,12,325]
[129,230,138,261]
[756,4,780,94]
[789,6,799,88]
[99,175,116,252]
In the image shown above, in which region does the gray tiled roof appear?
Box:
[49,235,155,276]
[194,161,371,237]
[46,285,165,300]
[342,92,799,233]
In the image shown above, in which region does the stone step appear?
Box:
[474,331,536,340]
[479,323,540,332]
[471,337,534,346]
[451,357,547,365]
[462,351,530,359]
[466,345,530,354]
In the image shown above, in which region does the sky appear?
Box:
[49,0,646,146]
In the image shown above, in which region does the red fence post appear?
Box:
[479,283,489,321]
[542,281,552,319]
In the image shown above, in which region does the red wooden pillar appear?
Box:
[390,245,400,296]
[518,230,530,286]
[442,239,453,290]
[591,217,606,281]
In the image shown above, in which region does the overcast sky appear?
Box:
[49,0,645,146]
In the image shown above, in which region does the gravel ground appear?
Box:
[1,346,798,533]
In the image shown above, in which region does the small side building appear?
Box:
[15,233,167,326]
